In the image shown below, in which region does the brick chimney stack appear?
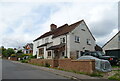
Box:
[50,24,57,31]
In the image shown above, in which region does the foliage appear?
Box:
[45,63,50,67]
[17,50,23,53]
[21,60,29,63]
[16,54,29,58]
[10,54,16,57]
[89,72,103,77]
[2,48,15,57]
[29,54,37,58]
[64,56,68,58]
[112,65,120,68]
[108,73,120,80]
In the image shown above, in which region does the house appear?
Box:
[33,20,96,59]
[95,44,103,51]
[102,31,120,58]
[23,43,33,54]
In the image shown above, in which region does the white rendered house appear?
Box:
[102,31,120,58]
[33,20,96,59]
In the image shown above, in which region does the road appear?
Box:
[2,59,68,79]
[1,59,117,81]
[0,59,2,80]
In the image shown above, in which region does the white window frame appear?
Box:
[45,38,49,43]
[60,37,65,43]
[75,36,80,43]
[87,39,91,45]
[119,36,120,41]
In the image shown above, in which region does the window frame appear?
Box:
[87,39,91,45]
[48,51,51,57]
[45,38,49,43]
[75,36,80,43]
[119,36,120,41]
[60,37,66,43]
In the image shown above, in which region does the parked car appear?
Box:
[77,56,112,72]
[82,51,119,65]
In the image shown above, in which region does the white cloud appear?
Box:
[0,1,119,48]
[96,28,118,46]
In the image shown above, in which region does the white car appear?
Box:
[77,56,112,72]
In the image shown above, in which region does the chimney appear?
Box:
[50,24,57,31]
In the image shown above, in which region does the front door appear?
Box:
[54,50,60,59]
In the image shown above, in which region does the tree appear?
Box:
[7,48,15,57]
[2,48,15,57]
[17,50,23,53]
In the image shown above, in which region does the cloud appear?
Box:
[0,1,119,48]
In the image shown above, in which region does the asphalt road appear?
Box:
[2,59,68,79]
[0,59,2,80]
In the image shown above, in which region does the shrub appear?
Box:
[45,63,50,67]
[10,54,16,57]
[108,73,120,80]
[64,56,68,58]
[21,60,28,63]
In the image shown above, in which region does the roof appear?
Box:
[34,20,95,42]
[95,44,103,51]
[37,42,52,48]
[24,43,33,49]
[102,31,120,48]
[46,43,65,50]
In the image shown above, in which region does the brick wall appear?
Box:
[10,57,18,61]
[29,58,95,74]
[29,59,58,67]
[58,59,95,74]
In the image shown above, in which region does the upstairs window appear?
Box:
[119,36,120,41]
[37,41,39,46]
[45,38,49,43]
[87,39,91,45]
[60,37,65,43]
[75,36,80,43]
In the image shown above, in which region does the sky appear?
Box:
[0,0,119,48]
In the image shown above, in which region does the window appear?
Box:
[62,51,65,56]
[119,36,120,41]
[87,39,91,45]
[39,48,44,56]
[81,29,85,31]
[75,36,80,43]
[45,38,49,43]
[37,41,39,46]
[60,37,65,43]
[48,51,51,56]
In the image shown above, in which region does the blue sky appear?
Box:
[0,0,119,48]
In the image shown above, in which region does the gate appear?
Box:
[105,49,120,58]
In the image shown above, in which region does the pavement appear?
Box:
[11,60,100,80]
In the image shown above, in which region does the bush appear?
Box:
[64,56,68,58]
[45,63,50,67]
[10,54,16,57]
[21,60,28,63]
[108,73,120,80]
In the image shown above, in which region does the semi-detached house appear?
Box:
[33,20,96,59]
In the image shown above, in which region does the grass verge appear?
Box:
[108,73,120,81]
